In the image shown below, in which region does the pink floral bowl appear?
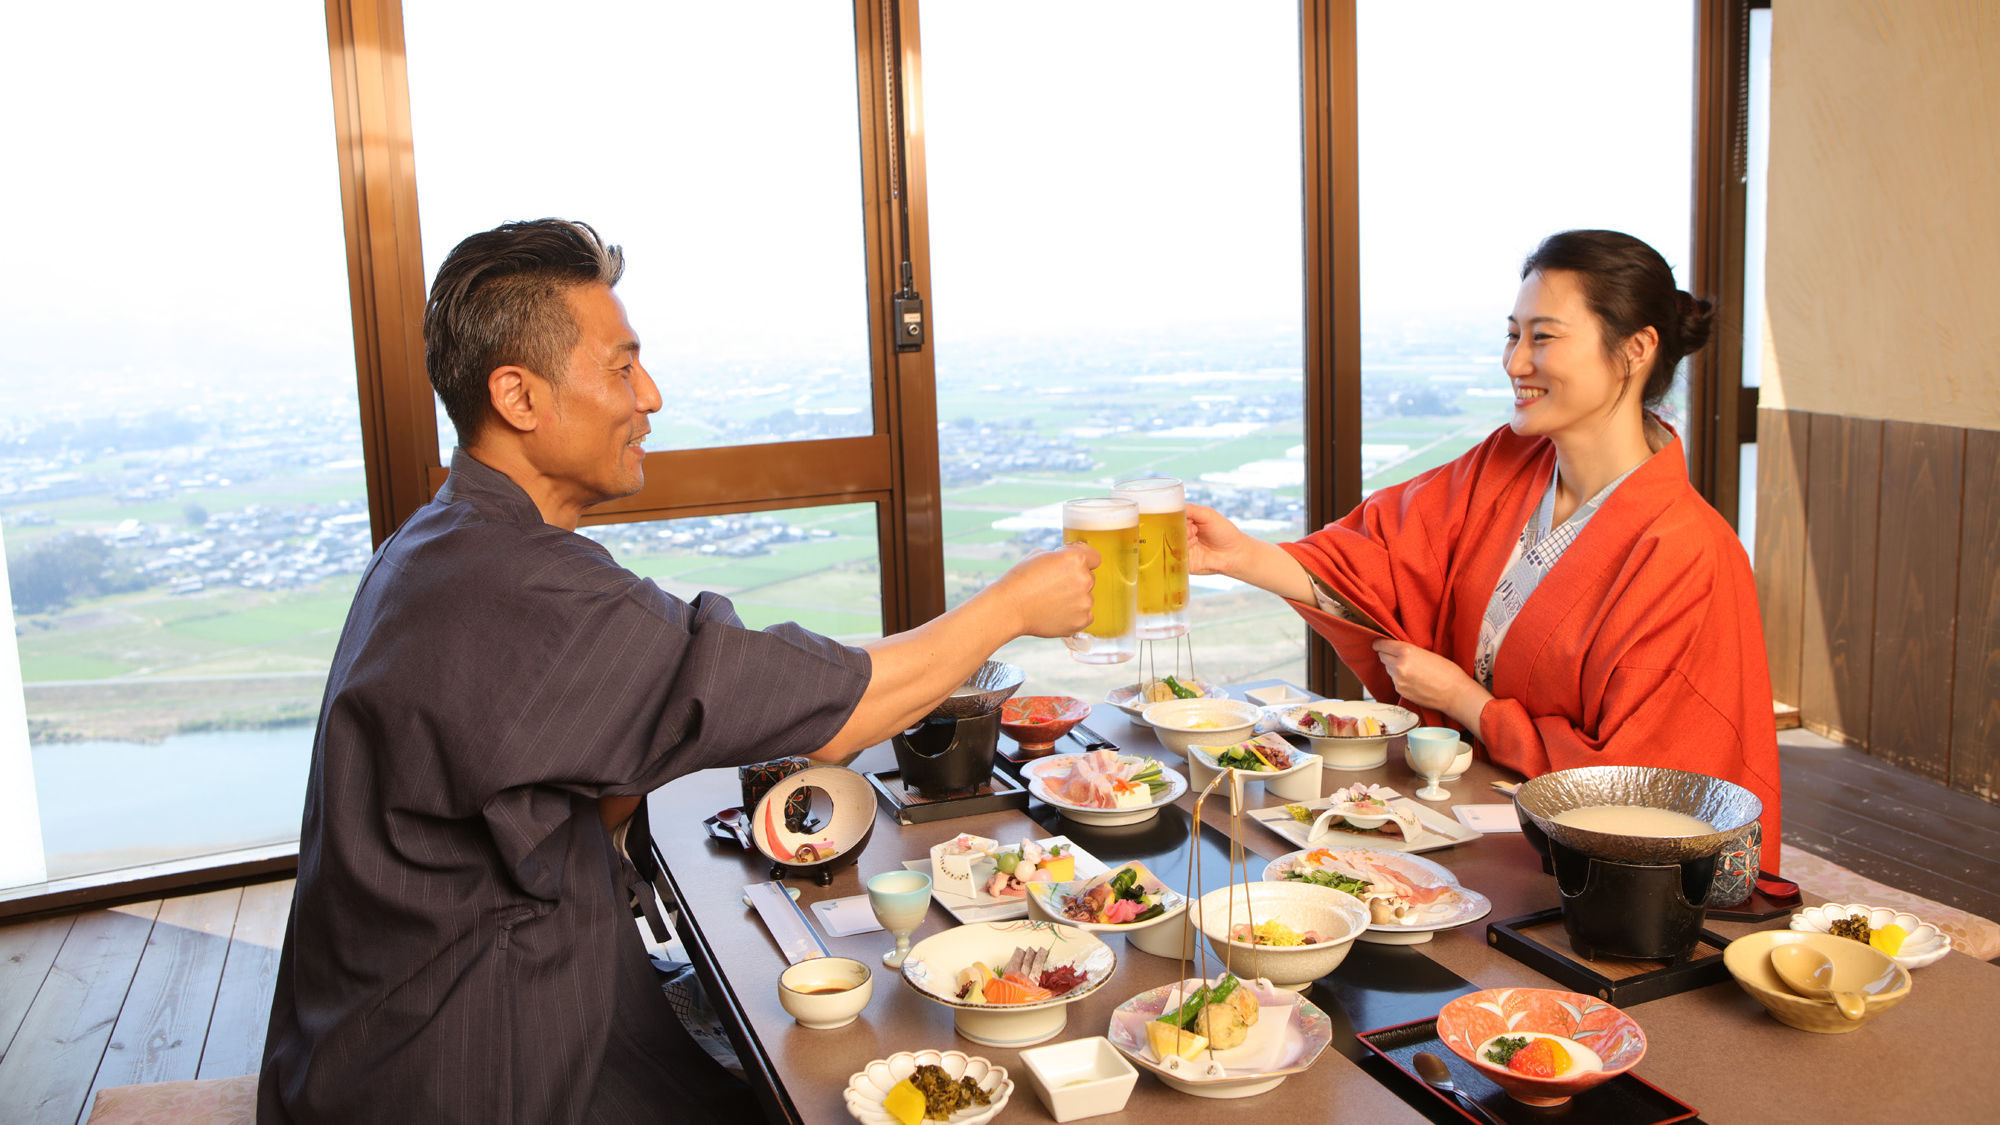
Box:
[1435,988,1646,1106]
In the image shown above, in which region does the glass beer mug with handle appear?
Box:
[1061,496,1139,664]
[1113,476,1189,640]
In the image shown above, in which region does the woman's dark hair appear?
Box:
[423,218,626,446]
[1521,230,1714,409]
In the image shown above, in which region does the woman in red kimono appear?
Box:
[1187,230,1781,870]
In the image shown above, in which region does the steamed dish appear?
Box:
[1551,804,1713,836]
[1228,918,1327,946]
[1477,1032,1605,1079]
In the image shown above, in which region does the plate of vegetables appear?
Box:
[1105,972,1334,1099]
[1025,751,1186,826]
[1105,675,1219,723]
[1025,861,1188,939]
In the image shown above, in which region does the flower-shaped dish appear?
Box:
[1105,677,1221,723]
[900,920,1118,1047]
[999,695,1092,751]
[1025,757,1188,827]
[843,1049,1012,1125]
[1274,701,1420,771]
[1105,976,1335,1099]
[1789,902,1952,969]
[1436,987,1646,1106]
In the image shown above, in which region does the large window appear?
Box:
[1356,1,1697,492]
[922,1,1307,701]
[0,2,359,884]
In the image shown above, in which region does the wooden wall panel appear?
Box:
[1953,426,2000,801]
[1867,421,1963,781]
[1799,414,1882,744]
[1755,407,1810,704]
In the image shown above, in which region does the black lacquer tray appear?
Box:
[1358,1017,1698,1125]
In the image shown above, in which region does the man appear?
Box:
[260,219,1095,1122]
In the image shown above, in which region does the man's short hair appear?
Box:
[424,219,626,447]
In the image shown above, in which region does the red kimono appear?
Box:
[1280,424,1782,870]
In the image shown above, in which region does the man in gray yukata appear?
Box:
[258,219,1097,1123]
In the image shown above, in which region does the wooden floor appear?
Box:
[4,735,1998,1123]
[0,880,289,1125]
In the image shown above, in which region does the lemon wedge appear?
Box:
[1870,923,1908,956]
[1146,1018,1210,1061]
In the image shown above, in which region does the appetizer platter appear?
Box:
[1261,845,1491,944]
[1246,785,1480,854]
[1024,750,1188,826]
[902,836,1108,925]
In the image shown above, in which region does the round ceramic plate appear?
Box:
[900,920,1118,1048]
[1105,976,1334,1099]
[1273,700,1420,742]
[1261,846,1491,944]
[1025,758,1188,826]
[1789,902,1953,969]
[843,1049,1012,1125]
[1105,678,1221,724]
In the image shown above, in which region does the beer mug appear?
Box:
[1061,497,1138,664]
[1113,476,1189,639]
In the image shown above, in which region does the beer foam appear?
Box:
[1114,477,1185,513]
[1063,499,1138,529]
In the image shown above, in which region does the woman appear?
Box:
[1187,230,1781,868]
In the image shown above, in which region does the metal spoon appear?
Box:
[1769,943,1867,1020]
[1413,1051,1506,1125]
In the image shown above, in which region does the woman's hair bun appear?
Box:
[1674,291,1716,359]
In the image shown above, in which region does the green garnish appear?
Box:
[1164,973,1240,1029]
[1286,868,1371,897]
[1215,746,1270,772]
[1285,804,1316,824]
[1483,1035,1531,1066]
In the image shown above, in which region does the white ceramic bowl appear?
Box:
[900,920,1118,1047]
[1275,701,1420,771]
[1184,736,1323,802]
[1018,1036,1138,1123]
[1106,677,1222,722]
[1143,697,1262,759]
[777,956,873,1029]
[843,1049,1012,1125]
[1190,880,1369,990]
[1790,902,1953,969]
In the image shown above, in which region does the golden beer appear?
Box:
[1061,497,1138,664]
[1115,477,1189,639]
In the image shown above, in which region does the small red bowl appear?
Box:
[999,695,1091,751]
[1435,987,1645,1106]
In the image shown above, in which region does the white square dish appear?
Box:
[1018,1036,1138,1122]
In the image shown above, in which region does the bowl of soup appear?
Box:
[1436,987,1645,1106]
[1141,697,1261,761]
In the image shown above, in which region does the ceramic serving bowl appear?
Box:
[1274,701,1420,771]
[1190,880,1368,990]
[900,920,1118,1047]
[843,1049,1012,1125]
[1722,929,1912,1034]
[777,956,873,1029]
[1143,697,1261,759]
[998,695,1092,751]
[1017,1036,1138,1123]
[1106,676,1221,723]
[1790,902,1953,969]
[1436,987,1646,1106]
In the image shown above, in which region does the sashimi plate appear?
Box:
[902,836,1107,925]
[1246,790,1480,855]
[1105,976,1333,1099]
[1261,846,1490,944]
[1025,756,1187,826]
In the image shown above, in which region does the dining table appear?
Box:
[647,682,2000,1124]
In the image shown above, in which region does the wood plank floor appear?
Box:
[0,881,290,1125]
[4,735,1998,1123]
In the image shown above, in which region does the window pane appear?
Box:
[1358,1,1696,488]
[579,504,884,641]
[923,1,1306,700]
[403,1,874,459]
[1739,7,1774,559]
[0,3,358,882]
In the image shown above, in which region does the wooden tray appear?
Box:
[1486,908,1732,1006]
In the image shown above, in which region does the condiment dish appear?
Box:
[1789,902,1952,969]
[843,1049,1011,1125]
[777,956,873,1029]
[1017,1036,1137,1122]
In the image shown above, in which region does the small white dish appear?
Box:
[778,956,873,1029]
[1790,902,1953,969]
[1244,684,1314,708]
[843,1049,1011,1125]
[1018,1036,1138,1122]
